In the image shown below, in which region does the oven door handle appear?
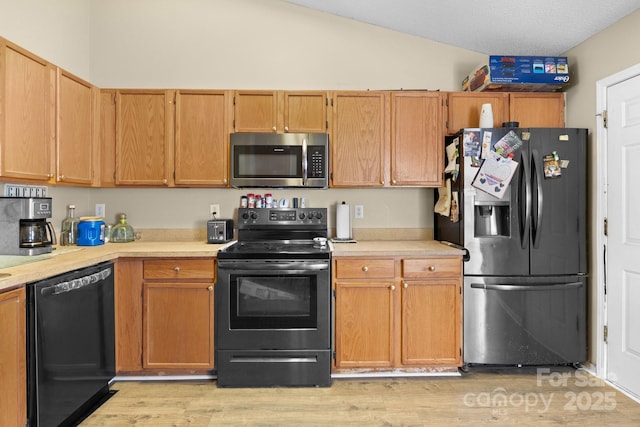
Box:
[218,261,329,271]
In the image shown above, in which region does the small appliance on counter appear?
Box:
[207,219,234,243]
[0,197,56,255]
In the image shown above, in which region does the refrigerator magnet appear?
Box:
[463,129,481,157]
[481,131,492,159]
[543,154,562,178]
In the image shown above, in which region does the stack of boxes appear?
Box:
[462,55,570,92]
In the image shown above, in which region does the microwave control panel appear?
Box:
[308,146,326,178]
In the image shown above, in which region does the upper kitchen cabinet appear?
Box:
[390,91,445,187]
[330,91,388,187]
[446,92,509,134]
[0,38,55,182]
[174,90,232,186]
[99,90,117,187]
[115,90,174,186]
[508,93,565,127]
[233,90,328,133]
[56,69,97,185]
[446,91,565,134]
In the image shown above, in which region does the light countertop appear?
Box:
[0,240,462,292]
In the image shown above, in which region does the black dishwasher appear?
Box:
[27,261,115,427]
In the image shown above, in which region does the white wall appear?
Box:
[563,9,640,366]
[0,0,91,78]
[88,0,483,90]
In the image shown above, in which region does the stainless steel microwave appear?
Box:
[230,133,329,188]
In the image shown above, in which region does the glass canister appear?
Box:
[111,213,135,243]
[60,204,79,246]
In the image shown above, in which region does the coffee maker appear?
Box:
[0,197,56,255]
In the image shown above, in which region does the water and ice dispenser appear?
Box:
[474,202,510,237]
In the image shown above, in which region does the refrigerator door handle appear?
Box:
[531,148,544,248]
[519,149,531,249]
[470,282,583,291]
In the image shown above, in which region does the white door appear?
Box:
[606,73,640,397]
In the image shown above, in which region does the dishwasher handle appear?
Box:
[41,267,112,296]
[470,281,583,292]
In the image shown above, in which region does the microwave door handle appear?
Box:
[302,138,308,186]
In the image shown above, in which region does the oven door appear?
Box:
[215,259,331,350]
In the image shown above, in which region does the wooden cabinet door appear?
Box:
[330,91,388,187]
[401,279,461,366]
[233,90,278,132]
[114,259,144,373]
[0,39,55,181]
[509,93,565,128]
[447,92,508,134]
[334,280,396,368]
[143,282,214,369]
[283,91,327,133]
[175,90,231,186]
[57,69,95,185]
[115,90,173,186]
[99,90,117,187]
[0,287,27,427]
[390,91,444,187]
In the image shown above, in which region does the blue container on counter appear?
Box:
[77,217,105,246]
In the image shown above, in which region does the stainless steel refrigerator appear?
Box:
[435,127,587,366]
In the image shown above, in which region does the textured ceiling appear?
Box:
[283,0,640,55]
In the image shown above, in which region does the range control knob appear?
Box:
[299,212,306,220]
[251,211,258,220]
[315,211,323,219]
[307,212,315,220]
[242,212,249,220]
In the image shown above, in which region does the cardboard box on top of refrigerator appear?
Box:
[462,55,570,92]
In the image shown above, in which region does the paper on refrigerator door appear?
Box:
[472,151,519,199]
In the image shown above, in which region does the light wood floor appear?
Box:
[81,367,640,426]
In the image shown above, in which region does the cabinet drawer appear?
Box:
[143,259,215,280]
[335,258,395,279]
[402,258,461,278]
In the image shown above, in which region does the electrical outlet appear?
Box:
[210,204,220,219]
[355,204,364,219]
[95,203,106,218]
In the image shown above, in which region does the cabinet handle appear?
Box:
[173,266,180,273]
[162,178,168,185]
[58,175,65,181]
[390,285,396,291]
[403,282,408,289]
[392,179,397,185]
[207,286,213,291]
[362,266,368,272]
[272,126,277,131]
[284,126,289,132]
[428,265,436,272]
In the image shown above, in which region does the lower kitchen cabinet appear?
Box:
[335,279,396,368]
[115,258,215,374]
[0,286,27,427]
[333,256,462,369]
[401,258,462,366]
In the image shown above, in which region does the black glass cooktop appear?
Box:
[217,240,331,260]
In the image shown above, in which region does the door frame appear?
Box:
[595,62,640,384]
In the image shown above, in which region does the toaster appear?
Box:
[207,219,234,243]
